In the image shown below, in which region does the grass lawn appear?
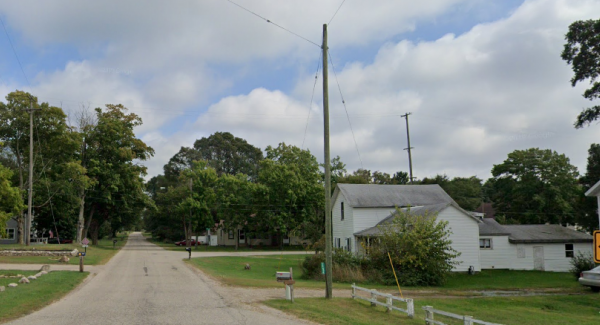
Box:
[188,254,582,291]
[0,237,128,266]
[0,270,88,323]
[146,236,308,252]
[265,295,600,325]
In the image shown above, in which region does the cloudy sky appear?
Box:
[1,0,599,181]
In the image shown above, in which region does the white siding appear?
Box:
[480,239,593,272]
[332,193,357,252]
[436,206,481,272]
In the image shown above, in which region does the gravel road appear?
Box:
[6,232,315,325]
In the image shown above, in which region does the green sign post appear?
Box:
[321,262,326,275]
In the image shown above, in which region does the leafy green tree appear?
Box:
[337,168,409,185]
[257,143,323,247]
[0,163,24,236]
[491,148,580,225]
[578,143,600,233]
[419,175,483,210]
[164,132,263,182]
[370,207,460,286]
[561,19,600,128]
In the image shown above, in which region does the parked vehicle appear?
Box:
[174,239,198,246]
[579,266,600,292]
[48,238,74,244]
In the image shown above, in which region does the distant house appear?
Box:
[0,217,18,244]
[584,179,600,230]
[331,184,482,272]
[475,202,496,219]
[479,218,593,272]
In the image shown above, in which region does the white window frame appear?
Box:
[479,238,492,249]
[346,238,351,252]
[335,237,341,248]
[565,243,574,258]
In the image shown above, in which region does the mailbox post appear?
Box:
[185,247,192,260]
[113,239,118,249]
[276,268,295,302]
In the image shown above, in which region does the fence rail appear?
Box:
[422,306,503,325]
[351,284,414,318]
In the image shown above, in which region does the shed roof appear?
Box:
[334,184,455,208]
[354,202,479,237]
[478,219,592,243]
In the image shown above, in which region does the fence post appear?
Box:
[424,306,434,325]
[406,298,414,318]
[352,283,355,299]
[385,295,392,313]
[371,290,376,307]
[464,315,473,325]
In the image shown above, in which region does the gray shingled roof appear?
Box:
[478,219,592,243]
[479,218,510,236]
[354,202,477,237]
[335,184,455,208]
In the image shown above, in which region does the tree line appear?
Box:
[0,90,153,245]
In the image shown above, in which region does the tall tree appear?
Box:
[421,175,483,211]
[490,148,580,225]
[578,143,600,233]
[561,19,600,128]
[0,163,24,236]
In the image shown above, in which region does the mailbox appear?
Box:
[185,247,192,260]
[276,271,292,282]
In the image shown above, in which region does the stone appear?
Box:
[28,275,37,280]
[41,271,48,275]
[58,255,70,263]
[0,286,5,292]
[71,249,79,256]
[19,277,30,284]
[39,265,50,272]
[8,283,17,288]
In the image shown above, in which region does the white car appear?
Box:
[579,266,600,292]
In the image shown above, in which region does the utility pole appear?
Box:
[322,23,333,299]
[401,113,414,184]
[25,99,41,246]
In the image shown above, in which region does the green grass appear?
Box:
[0,237,128,266]
[146,236,308,252]
[265,295,600,325]
[0,270,88,323]
[188,254,582,291]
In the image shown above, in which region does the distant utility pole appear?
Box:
[401,113,414,184]
[25,99,41,246]
[322,23,333,299]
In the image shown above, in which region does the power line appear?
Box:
[327,51,363,169]
[328,0,347,25]
[302,51,322,149]
[225,0,320,47]
[0,15,30,86]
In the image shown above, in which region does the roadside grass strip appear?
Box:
[0,270,88,323]
[0,237,128,266]
[188,254,582,291]
[265,295,600,325]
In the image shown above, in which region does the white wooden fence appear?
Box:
[422,306,503,325]
[351,284,414,318]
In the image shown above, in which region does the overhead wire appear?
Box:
[0,15,30,86]
[225,0,320,48]
[302,51,322,149]
[328,0,347,25]
[328,51,364,169]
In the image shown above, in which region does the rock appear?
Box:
[28,275,37,280]
[8,283,17,288]
[71,249,79,257]
[0,286,5,292]
[58,255,70,263]
[35,273,42,277]
[40,271,48,275]
[19,277,30,284]
[39,265,50,272]
[244,263,251,270]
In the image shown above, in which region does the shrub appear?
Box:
[569,251,596,280]
[301,249,376,283]
[368,207,460,286]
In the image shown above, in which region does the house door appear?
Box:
[533,246,544,271]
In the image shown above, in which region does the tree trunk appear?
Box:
[90,220,99,245]
[77,191,85,243]
[235,228,239,251]
[83,205,95,240]
[17,215,24,244]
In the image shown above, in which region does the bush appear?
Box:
[569,251,596,280]
[301,249,376,283]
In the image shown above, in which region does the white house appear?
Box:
[479,218,593,272]
[584,179,600,230]
[0,217,18,245]
[331,184,482,272]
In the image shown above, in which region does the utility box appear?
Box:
[276,271,292,282]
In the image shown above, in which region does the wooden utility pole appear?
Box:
[401,113,414,184]
[24,100,40,246]
[322,23,333,299]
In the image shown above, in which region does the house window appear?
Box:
[565,244,574,258]
[479,238,492,249]
[341,202,344,221]
[239,230,245,240]
[346,238,351,252]
[228,230,234,239]
[335,237,341,248]
[5,228,15,240]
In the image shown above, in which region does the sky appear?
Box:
[1,0,600,182]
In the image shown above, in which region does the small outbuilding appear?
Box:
[0,217,18,245]
[479,218,593,272]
